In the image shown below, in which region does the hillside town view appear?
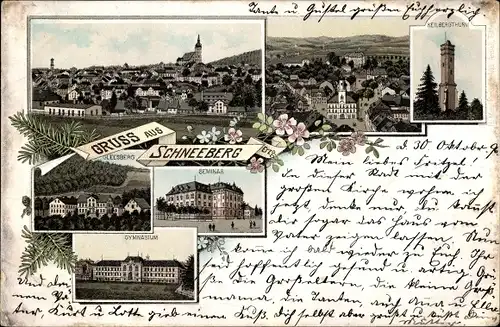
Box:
[265,19,423,133]
[31,25,263,139]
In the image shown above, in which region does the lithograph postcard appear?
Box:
[1,1,499,327]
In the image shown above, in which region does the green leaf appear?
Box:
[365,145,374,154]
[252,122,261,129]
[314,120,322,126]
[321,136,328,141]
[276,158,284,165]
[320,142,328,149]
[303,142,310,150]
[322,124,332,131]
[267,127,273,134]
[298,147,305,156]
[327,143,333,152]
[257,113,265,122]
[375,138,384,144]
[259,124,267,132]
[373,148,380,158]
[319,129,324,135]
[267,116,274,125]
[272,164,280,172]
[291,146,298,155]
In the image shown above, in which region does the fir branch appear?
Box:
[18,225,76,279]
[9,112,100,164]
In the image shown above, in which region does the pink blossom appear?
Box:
[287,122,310,146]
[350,131,366,146]
[246,157,264,173]
[224,128,243,144]
[273,114,297,136]
[338,138,356,156]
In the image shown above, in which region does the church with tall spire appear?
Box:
[176,34,203,65]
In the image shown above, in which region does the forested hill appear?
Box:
[210,49,262,67]
[34,155,149,196]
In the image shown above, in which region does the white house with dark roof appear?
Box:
[49,197,77,216]
[124,198,151,214]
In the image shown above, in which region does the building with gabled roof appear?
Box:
[77,194,114,217]
[165,180,244,220]
[78,255,182,283]
[125,198,151,213]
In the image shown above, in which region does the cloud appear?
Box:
[411,25,484,102]
[31,20,263,68]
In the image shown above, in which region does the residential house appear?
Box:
[244,204,256,219]
[124,198,151,214]
[68,88,81,102]
[381,86,397,96]
[32,89,61,109]
[49,197,77,216]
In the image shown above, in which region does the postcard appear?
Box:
[1,1,498,327]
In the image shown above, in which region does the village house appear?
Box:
[44,103,103,117]
[124,198,151,214]
[49,197,77,216]
[77,194,114,217]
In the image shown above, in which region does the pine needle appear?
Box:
[9,112,101,165]
[18,226,76,279]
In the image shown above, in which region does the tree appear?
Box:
[413,64,439,115]
[197,101,209,112]
[469,98,483,120]
[328,52,340,67]
[236,67,243,77]
[188,98,198,110]
[361,80,371,88]
[363,88,375,99]
[266,86,278,98]
[182,68,191,77]
[346,75,356,86]
[348,60,355,70]
[180,255,195,291]
[125,97,139,113]
[458,90,469,111]
[369,81,379,89]
[109,91,117,111]
[156,197,167,212]
[244,74,253,84]
[222,74,233,86]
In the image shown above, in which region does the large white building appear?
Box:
[49,197,77,216]
[44,103,102,117]
[76,256,181,284]
[77,194,113,217]
[326,80,357,120]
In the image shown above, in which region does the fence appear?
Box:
[156,212,212,221]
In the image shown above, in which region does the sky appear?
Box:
[74,228,196,261]
[154,167,264,208]
[411,18,484,102]
[267,16,416,38]
[31,19,263,68]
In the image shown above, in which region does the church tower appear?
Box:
[194,34,202,63]
[50,58,54,70]
[438,36,457,111]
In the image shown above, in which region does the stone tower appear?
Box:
[194,34,202,63]
[438,37,457,111]
[50,58,54,70]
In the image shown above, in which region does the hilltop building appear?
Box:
[177,35,203,65]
